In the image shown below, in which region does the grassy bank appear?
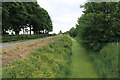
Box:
[2,36,72,78]
[76,37,119,78]
[88,42,119,78]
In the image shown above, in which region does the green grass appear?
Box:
[67,38,99,78]
[76,36,119,78]
[89,42,119,78]
[2,36,72,78]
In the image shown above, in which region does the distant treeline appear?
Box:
[68,2,120,51]
[2,2,53,35]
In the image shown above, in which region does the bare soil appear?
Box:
[2,36,63,65]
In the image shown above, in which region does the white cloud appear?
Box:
[37,0,86,33]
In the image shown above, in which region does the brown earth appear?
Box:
[2,36,63,65]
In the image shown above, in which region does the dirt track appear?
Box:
[2,36,63,65]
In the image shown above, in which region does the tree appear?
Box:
[2,2,53,35]
[59,30,62,34]
[4,2,27,35]
[69,27,77,37]
[76,2,120,51]
[2,3,11,34]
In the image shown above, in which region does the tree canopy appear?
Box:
[2,2,53,35]
[69,2,120,51]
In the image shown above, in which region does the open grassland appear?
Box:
[2,36,72,78]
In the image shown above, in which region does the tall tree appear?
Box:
[2,2,53,35]
[76,2,120,51]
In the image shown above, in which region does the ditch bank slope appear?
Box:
[67,38,99,78]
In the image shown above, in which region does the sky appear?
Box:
[37,0,87,34]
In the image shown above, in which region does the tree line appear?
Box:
[2,2,53,35]
[68,2,120,51]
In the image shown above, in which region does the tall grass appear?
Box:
[88,42,119,78]
[76,36,119,78]
[2,36,72,78]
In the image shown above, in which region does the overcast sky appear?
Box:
[37,0,87,33]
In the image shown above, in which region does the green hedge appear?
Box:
[2,34,56,43]
[2,36,72,78]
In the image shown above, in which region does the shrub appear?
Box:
[69,27,78,38]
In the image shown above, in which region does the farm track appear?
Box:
[2,36,63,65]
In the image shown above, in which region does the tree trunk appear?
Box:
[42,31,44,34]
[23,28,24,34]
[29,25,32,34]
[15,31,19,35]
[45,30,49,34]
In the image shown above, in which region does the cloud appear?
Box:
[37,0,86,33]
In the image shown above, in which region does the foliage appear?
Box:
[88,42,119,78]
[2,2,53,35]
[75,2,120,51]
[67,2,120,78]
[69,27,78,37]
[59,30,62,34]
[2,36,72,78]
[2,34,56,43]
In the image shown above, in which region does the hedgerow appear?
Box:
[2,34,56,43]
[2,36,72,78]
